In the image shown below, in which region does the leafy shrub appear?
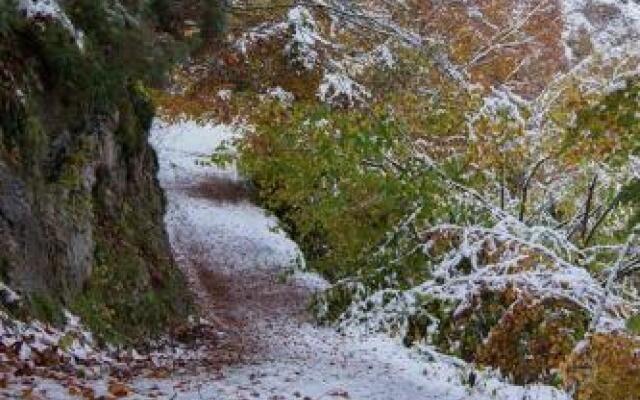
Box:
[311,280,363,324]
[214,3,640,391]
[402,288,519,360]
[403,295,457,348]
[476,295,588,384]
[237,102,442,282]
[402,287,589,384]
[561,333,640,400]
[569,79,640,165]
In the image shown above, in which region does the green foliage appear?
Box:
[0,87,50,170]
[311,281,360,323]
[559,79,640,239]
[403,295,456,347]
[430,290,512,360]
[27,293,65,326]
[0,0,16,37]
[63,1,169,103]
[570,78,640,164]
[620,179,640,229]
[200,0,226,41]
[114,82,155,159]
[626,314,640,335]
[237,103,442,282]
[0,1,187,116]
[403,289,589,385]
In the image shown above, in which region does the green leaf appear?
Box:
[626,314,640,335]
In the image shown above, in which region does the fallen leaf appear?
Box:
[108,382,131,398]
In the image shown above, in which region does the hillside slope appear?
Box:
[0,0,189,341]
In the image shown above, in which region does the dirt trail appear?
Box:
[129,119,570,400]
[149,119,315,361]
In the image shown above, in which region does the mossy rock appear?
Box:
[72,228,190,345]
[71,193,192,345]
[26,293,66,326]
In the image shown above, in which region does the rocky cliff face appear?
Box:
[1,108,153,296]
[0,1,189,341]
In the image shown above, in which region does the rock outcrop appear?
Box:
[0,0,189,341]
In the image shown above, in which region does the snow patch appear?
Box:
[234,21,288,55]
[561,0,640,61]
[318,72,371,107]
[18,0,85,51]
[0,282,20,305]
[261,86,295,105]
[149,119,243,184]
[290,271,331,292]
[217,89,232,102]
[285,6,323,70]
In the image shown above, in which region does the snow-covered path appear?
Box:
[134,119,570,400]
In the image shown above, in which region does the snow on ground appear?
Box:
[150,119,302,272]
[150,119,242,184]
[18,0,68,22]
[131,332,570,400]
[167,191,303,271]
[562,0,640,61]
[135,118,571,399]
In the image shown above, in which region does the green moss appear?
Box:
[72,230,189,344]
[28,293,65,326]
[626,314,640,335]
[113,83,154,160]
[0,96,48,169]
[71,188,191,344]
[0,256,9,283]
[129,81,155,132]
[0,1,17,36]
[58,165,82,189]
